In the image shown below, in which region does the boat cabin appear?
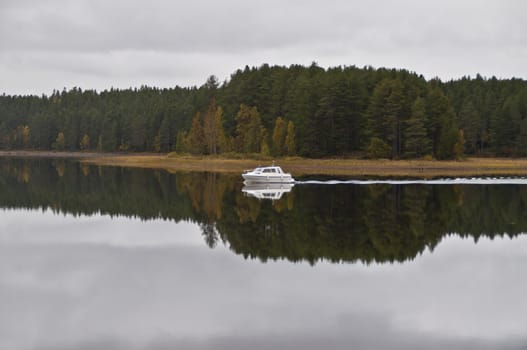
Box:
[251,166,285,174]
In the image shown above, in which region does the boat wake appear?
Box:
[295,177,527,185]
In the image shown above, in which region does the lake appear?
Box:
[1,158,526,350]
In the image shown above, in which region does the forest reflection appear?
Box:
[1,158,527,264]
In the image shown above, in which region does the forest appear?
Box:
[1,63,527,159]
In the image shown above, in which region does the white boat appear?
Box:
[242,183,294,200]
[242,165,295,183]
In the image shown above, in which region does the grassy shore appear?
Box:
[80,153,527,178]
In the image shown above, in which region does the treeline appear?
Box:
[1,64,527,158]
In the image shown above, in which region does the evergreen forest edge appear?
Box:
[2,63,527,160]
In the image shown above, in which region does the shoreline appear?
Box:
[0,150,144,159]
[2,151,527,177]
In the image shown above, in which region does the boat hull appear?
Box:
[242,173,295,183]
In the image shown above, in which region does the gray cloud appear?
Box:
[2,209,527,349]
[40,331,527,350]
[1,0,526,94]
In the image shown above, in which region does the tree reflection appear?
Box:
[200,223,220,248]
[1,158,527,264]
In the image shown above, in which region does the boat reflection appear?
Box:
[242,182,294,200]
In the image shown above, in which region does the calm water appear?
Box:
[1,159,526,350]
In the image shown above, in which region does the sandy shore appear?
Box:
[3,151,527,177]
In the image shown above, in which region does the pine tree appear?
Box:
[493,96,521,155]
[459,99,481,154]
[384,80,405,158]
[425,87,451,156]
[366,78,405,158]
[404,97,431,158]
[158,116,171,152]
[130,116,147,151]
[315,76,351,155]
[437,122,458,159]
[284,71,321,156]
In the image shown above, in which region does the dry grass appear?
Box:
[82,154,527,177]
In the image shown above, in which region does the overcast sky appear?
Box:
[2,209,527,349]
[1,0,526,95]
